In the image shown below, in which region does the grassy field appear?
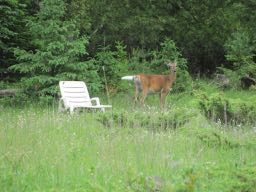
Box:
[1,89,256,191]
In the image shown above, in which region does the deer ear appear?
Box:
[165,60,170,65]
[168,61,176,67]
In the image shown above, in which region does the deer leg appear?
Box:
[160,91,168,108]
[134,85,139,105]
[140,89,148,106]
[159,92,162,106]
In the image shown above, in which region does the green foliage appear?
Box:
[216,67,241,89]
[197,91,229,122]
[97,107,196,130]
[2,0,256,86]
[177,168,198,192]
[85,0,256,75]
[229,98,256,124]
[87,0,167,51]
[9,0,97,97]
[66,0,91,33]
[128,48,151,74]
[196,128,240,149]
[94,42,129,93]
[221,12,256,89]
[205,165,256,192]
[196,91,256,124]
[225,30,254,67]
[0,91,29,107]
[0,0,28,81]
[224,29,256,80]
[1,0,256,101]
[231,166,256,192]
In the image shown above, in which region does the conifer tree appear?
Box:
[0,0,27,81]
[11,0,98,96]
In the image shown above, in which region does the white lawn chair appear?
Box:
[59,81,112,114]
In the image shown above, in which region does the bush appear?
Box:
[229,98,256,124]
[10,0,100,98]
[97,107,197,130]
[94,42,129,94]
[223,28,256,89]
[196,91,229,123]
[206,165,256,192]
[196,91,256,125]
[216,67,240,89]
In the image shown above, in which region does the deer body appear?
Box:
[122,62,177,106]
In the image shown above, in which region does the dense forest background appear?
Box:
[1,0,256,98]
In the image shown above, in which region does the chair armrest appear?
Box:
[90,97,101,106]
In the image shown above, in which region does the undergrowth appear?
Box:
[1,80,256,191]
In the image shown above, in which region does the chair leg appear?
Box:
[70,107,74,114]
[101,107,105,112]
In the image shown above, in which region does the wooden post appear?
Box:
[224,101,228,126]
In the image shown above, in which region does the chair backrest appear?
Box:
[59,81,92,108]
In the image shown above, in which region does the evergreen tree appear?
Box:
[0,0,28,81]
[10,0,98,96]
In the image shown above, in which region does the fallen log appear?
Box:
[0,89,20,96]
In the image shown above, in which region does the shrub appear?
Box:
[196,91,256,125]
[223,28,256,89]
[195,128,240,148]
[94,42,129,94]
[10,0,100,97]
[196,91,230,123]
[97,107,197,130]
[216,67,240,89]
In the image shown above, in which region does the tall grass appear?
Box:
[0,93,256,191]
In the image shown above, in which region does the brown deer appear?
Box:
[122,61,177,106]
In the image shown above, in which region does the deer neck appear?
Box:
[169,70,176,81]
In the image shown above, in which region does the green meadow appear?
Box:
[1,88,256,192]
[2,0,256,191]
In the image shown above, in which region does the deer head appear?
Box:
[166,61,177,73]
